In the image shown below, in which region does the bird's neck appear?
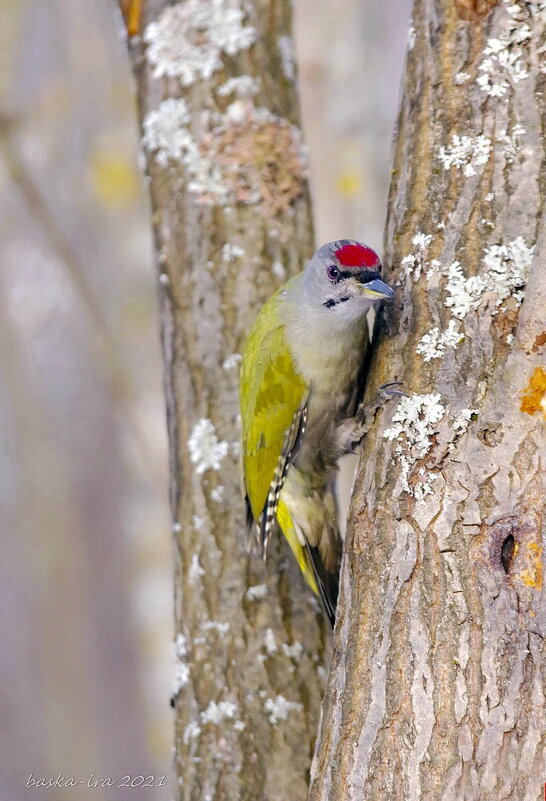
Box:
[279,274,368,390]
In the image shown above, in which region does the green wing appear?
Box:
[240,283,308,525]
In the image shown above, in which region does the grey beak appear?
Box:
[360,278,395,300]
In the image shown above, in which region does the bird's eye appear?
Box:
[327,265,339,281]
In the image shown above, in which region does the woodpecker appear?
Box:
[240,240,394,624]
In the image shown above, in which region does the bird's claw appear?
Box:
[348,380,407,448]
[377,381,408,399]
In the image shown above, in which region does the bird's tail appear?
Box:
[276,496,339,627]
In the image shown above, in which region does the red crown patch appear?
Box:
[335,243,380,268]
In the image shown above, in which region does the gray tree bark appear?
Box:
[310,2,546,800]
[122,2,328,799]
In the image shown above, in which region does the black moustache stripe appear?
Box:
[323,296,350,309]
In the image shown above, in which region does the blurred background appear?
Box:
[0,1,411,799]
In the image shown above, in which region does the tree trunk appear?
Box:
[310,2,546,799]
[123,2,328,799]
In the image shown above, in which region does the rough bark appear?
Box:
[310,2,546,800]
[123,2,328,800]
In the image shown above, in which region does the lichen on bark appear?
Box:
[122,1,327,799]
[310,2,546,799]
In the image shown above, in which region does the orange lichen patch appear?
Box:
[520,367,546,419]
[518,542,543,589]
[455,0,499,19]
[119,0,142,37]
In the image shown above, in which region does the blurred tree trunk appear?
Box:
[123,2,327,799]
[310,2,546,800]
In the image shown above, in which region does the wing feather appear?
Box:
[260,403,307,551]
[240,284,308,540]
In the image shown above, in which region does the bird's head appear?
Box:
[303,240,394,323]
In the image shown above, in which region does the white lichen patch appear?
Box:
[264,628,277,655]
[402,231,434,281]
[142,100,229,198]
[218,75,260,98]
[173,633,190,695]
[416,320,464,361]
[401,231,441,281]
[507,1,546,22]
[225,100,248,124]
[497,123,526,162]
[188,553,205,584]
[210,485,225,503]
[175,632,188,658]
[479,1,546,90]
[413,232,433,251]
[221,242,245,262]
[278,35,296,80]
[183,720,201,744]
[144,1,256,87]
[476,2,533,98]
[447,408,480,453]
[384,394,446,501]
[454,71,471,84]
[222,353,242,371]
[264,694,303,725]
[246,583,268,600]
[481,236,534,310]
[272,260,286,280]
[426,259,442,279]
[477,38,529,97]
[142,98,191,167]
[444,237,534,319]
[193,514,205,531]
[187,152,230,201]
[202,620,230,636]
[444,261,487,320]
[438,134,492,177]
[453,408,479,433]
[188,419,229,474]
[406,231,532,367]
[282,641,303,661]
[384,394,446,457]
[201,699,239,725]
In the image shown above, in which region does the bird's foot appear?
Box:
[376,381,407,400]
[343,381,408,451]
